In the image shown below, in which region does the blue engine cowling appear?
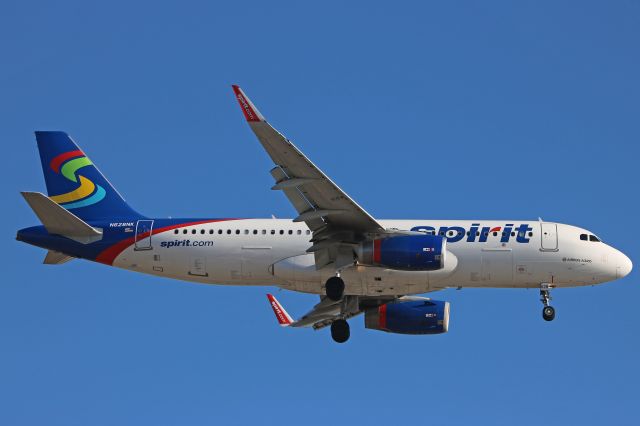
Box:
[358,235,446,271]
[364,299,450,334]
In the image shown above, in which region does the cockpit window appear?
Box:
[589,235,600,242]
[580,234,588,241]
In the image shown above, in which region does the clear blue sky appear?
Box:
[1,1,638,424]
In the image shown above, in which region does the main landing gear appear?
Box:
[540,284,556,321]
[325,276,345,301]
[331,319,350,343]
[326,275,349,342]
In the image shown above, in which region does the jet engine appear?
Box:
[357,235,446,271]
[364,298,450,334]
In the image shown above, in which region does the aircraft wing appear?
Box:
[267,293,441,330]
[267,293,396,330]
[232,85,388,268]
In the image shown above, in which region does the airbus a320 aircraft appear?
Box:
[17,86,633,343]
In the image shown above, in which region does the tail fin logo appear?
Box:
[48,150,106,209]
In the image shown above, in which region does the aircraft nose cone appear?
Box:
[616,252,633,279]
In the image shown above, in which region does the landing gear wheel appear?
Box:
[325,276,345,301]
[539,284,555,322]
[542,306,556,321]
[331,319,350,343]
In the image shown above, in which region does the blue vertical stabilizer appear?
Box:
[35,131,142,221]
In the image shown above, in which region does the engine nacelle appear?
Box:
[357,235,446,271]
[364,298,450,335]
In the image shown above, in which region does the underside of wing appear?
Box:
[267,293,397,330]
[265,292,448,334]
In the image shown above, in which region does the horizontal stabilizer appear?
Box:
[43,250,75,265]
[20,191,103,244]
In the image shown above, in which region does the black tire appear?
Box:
[325,276,345,301]
[331,319,350,343]
[542,306,556,321]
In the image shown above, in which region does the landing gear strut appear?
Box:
[540,284,556,321]
[330,319,350,343]
[325,276,345,301]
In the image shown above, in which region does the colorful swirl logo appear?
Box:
[49,150,106,209]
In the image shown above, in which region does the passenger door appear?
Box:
[134,220,154,250]
[540,223,558,251]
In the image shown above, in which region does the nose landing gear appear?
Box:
[540,283,556,321]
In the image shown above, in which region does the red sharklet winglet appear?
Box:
[232,85,265,122]
[267,294,293,327]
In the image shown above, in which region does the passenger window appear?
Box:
[306,230,310,235]
[183,229,188,234]
[235,230,240,235]
[227,230,231,235]
[511,232,515,236]
[174,229,179,234]
[271,230,275,235]
[589,235,600,242]
[492,232,498,236]
[218,229,222,234]
[244,230,249,235]
[253,230,258,235]
[279,230,284,235]
[262,230,266,235]
[191,229,196,234]
[297,230,302,235]
[209,229,214,234]
[528,232,533,237]
[200,229,205,234]
[288,230,293,235]
[580,234,588,241]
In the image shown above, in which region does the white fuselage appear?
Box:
[112,219,629,296]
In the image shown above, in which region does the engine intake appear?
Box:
[358,235,446,271]
[365,299,450,335]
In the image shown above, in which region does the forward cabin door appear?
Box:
[540,223,558,251]
[134,220,154,250]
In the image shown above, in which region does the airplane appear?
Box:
[16,85,633,343]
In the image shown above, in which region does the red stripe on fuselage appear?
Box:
[95,219,238,265]
[50,150,84,173]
